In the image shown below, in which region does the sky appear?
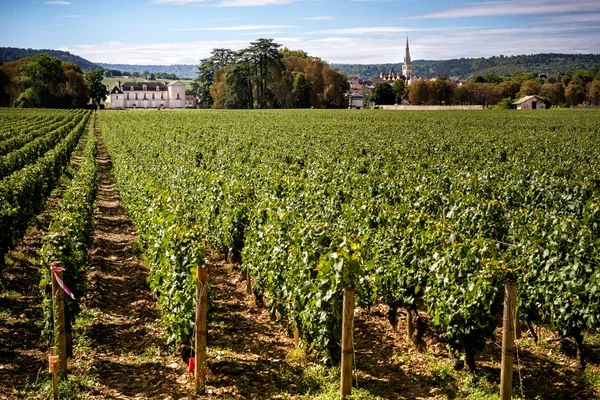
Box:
[0,0,599,65]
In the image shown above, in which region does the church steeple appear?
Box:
[402,36,413,79]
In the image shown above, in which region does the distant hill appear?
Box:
[98,63,197,79]
[0,47,101,70]
[3,47,599,81]
[332,53,600,80]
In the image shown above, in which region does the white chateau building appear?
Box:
[105,80,187,109]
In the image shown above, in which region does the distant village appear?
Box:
[345,38,599,110]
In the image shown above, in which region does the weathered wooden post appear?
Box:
[294,324,300,348]
[195,267,208,393]
[51,262,67,376]
[49,348,59,400]
[500,281,517,400]
[340,286,355,399]
[246,268,252,295]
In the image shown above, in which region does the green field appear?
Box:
[2,108,599,399]
[98,108,600,398]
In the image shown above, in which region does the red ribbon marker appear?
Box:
[188,357,195,372]
[51,266,75,300]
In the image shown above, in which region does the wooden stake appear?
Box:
[294,325,300,348]
[195,267,208,393]
[49,348,58,400]
[246,268,252,295]
[51,264,67,376]
[500,282,516,400]
[406,308,415,344]
[340,286,354,399]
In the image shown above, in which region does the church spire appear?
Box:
[402,36,413,79]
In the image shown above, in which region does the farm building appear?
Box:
[349,93,364,109]
[104,80,187,109]
[513,95,546,110]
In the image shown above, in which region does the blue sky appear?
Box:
[0,0,599,65]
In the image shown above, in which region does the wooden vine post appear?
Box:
[340,286,355,399]
[294,324,300,348]
[195,266,208,393]
[500,281,517,400]
[48,348,59,400]
[51,262,67,376]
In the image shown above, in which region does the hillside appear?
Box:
[2,47,600,81]
[0,47,100,70]
[98,63,197,79]
[332,53,600,80]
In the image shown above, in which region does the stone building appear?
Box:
[513,95,547,110]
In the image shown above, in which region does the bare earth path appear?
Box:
[76,125,188,399]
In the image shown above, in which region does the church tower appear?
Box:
[402,37,413,78]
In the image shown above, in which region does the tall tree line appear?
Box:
[0,53,107,108]
[191,39,349,109]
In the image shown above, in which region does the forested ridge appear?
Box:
[3,47,599,81]
[333,53,600,79]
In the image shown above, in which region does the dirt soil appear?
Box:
[74,125,189,399]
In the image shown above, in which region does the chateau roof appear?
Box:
[108,86,123,94]
[122,82,168,91]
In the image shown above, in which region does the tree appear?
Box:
[280,48,308,59]
[392,79,405,104]
[248,38,284,108]
[14,54,67,108]
[370,82,395,105]
[62,62,88,108]
[192,48,235,108]
[84,69,108,108]
[564,83,585,106]
[291,71,310,108]
[587,80,600,105]
[408,79,429,105]
[519,80,542,96]
[493,80,520,99]
[429,79,456,105]
[540,82,565,106]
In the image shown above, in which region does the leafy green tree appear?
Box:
[192,48,235,108]
[392,79,405,104]
[249,38,284,108]
[519,80,542,96]
[370,82,395,105]
[493,80,520,99]
[292,71,310,108]
[280,48,308,59]
[408,79,429,105]
[587,80,600,105]
[565,83,585,106]
[15,54,66,108]
[429,79,456,105]
[540,82,565,106]
[84,69,108,108]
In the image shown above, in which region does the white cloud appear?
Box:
[61,24,600,65]
[45,1,71,4]
[409,0,600,19]
[174,24,295,31]
[306,26,457,35]
[301,16,335,21]
[153,0,293,5]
